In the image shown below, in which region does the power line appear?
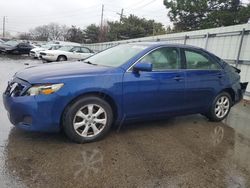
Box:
[125,0,147,9]
[8,11,100,23]
[131,0,157,10]
[7,13,101,25]
[6,4,99,19]
[4,1,168,35]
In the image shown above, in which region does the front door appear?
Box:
[79,47,93,59]
[123,47,186,119]
[69,47,82,60]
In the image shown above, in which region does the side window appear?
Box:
[18,43,25,48]
[140,47,180,70]
[185,50,220,70]
[81,47,90,53]
[22,43,30,47]
[54,45,61,50]
[71,47,81,52]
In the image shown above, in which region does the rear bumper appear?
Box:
[240,82,248,93]
[234,82,248,103]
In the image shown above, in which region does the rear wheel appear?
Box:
[57,55,67,61]
[62,96,113,143]
[206,92,232,122]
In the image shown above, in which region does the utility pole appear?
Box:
[153,23,155,36]
[100,4,104,30]
[117,9,124,23]
[120,9,124,22]
[99,4,104,42]
[3,16,5,38]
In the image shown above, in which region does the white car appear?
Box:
[30,44,62,59]
[0,39,5,44]
[40,46,94,62]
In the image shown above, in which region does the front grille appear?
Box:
[30,51,35,54]
[40,52,46,56]
[5,82,26,97]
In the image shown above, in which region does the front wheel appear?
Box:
[62,96,113,143]
[57,55,67,61]
[206,92,232,122]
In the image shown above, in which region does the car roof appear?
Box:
[127,42,203,50]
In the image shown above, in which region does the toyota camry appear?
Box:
[3,43,248,143]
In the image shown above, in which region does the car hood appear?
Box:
[31,47,45,52]
[15,61,112,83]
[0,43,14,49]
[43,50,67,54]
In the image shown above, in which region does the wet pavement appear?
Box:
[0,55,250,188]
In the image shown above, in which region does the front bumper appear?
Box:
[41,55,57,62]
[30,51,39,58]
[3,93,62,132]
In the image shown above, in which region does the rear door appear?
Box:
[16,43,26,53]
[123,47,186,118]
[18,43,32,54]
[182,48,225,112]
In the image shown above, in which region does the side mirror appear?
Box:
[133,62,152,72]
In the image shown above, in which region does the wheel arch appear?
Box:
[57,54,67,61]
[221,88,235,103]
[60,91,119,129]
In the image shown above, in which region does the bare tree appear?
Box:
[18,32,33,40]
[30,25,50,41]
[30,23,69,41]
[61,25,70,41]
[48,23,63,40]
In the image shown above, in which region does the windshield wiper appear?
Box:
[83,61,98,66]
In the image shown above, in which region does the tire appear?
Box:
[62,96,113,143]
[206,92,232,122]
[42,60,48,63]
[12,50,19,54]
[57,55,67,61]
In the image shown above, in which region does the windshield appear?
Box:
[41,44,53,49]
[58,46,73,52]
[4,40,18,46]
[84,44,147,67]
[48,45,61,50]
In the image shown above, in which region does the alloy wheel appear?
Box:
[214,96,230,118]
[73,104,107,138]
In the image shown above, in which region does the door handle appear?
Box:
[173,75,183,81]
[217,74,223,79]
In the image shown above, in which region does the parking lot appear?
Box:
[0,55,250,188]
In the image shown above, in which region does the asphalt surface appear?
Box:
[0,55,250,188]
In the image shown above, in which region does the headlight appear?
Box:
[26,83,64,96]
[46,53,54,56]
[5,48,14,51]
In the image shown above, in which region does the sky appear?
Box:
[0,0,171,36]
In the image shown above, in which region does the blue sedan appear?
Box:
[3,43,248,143]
